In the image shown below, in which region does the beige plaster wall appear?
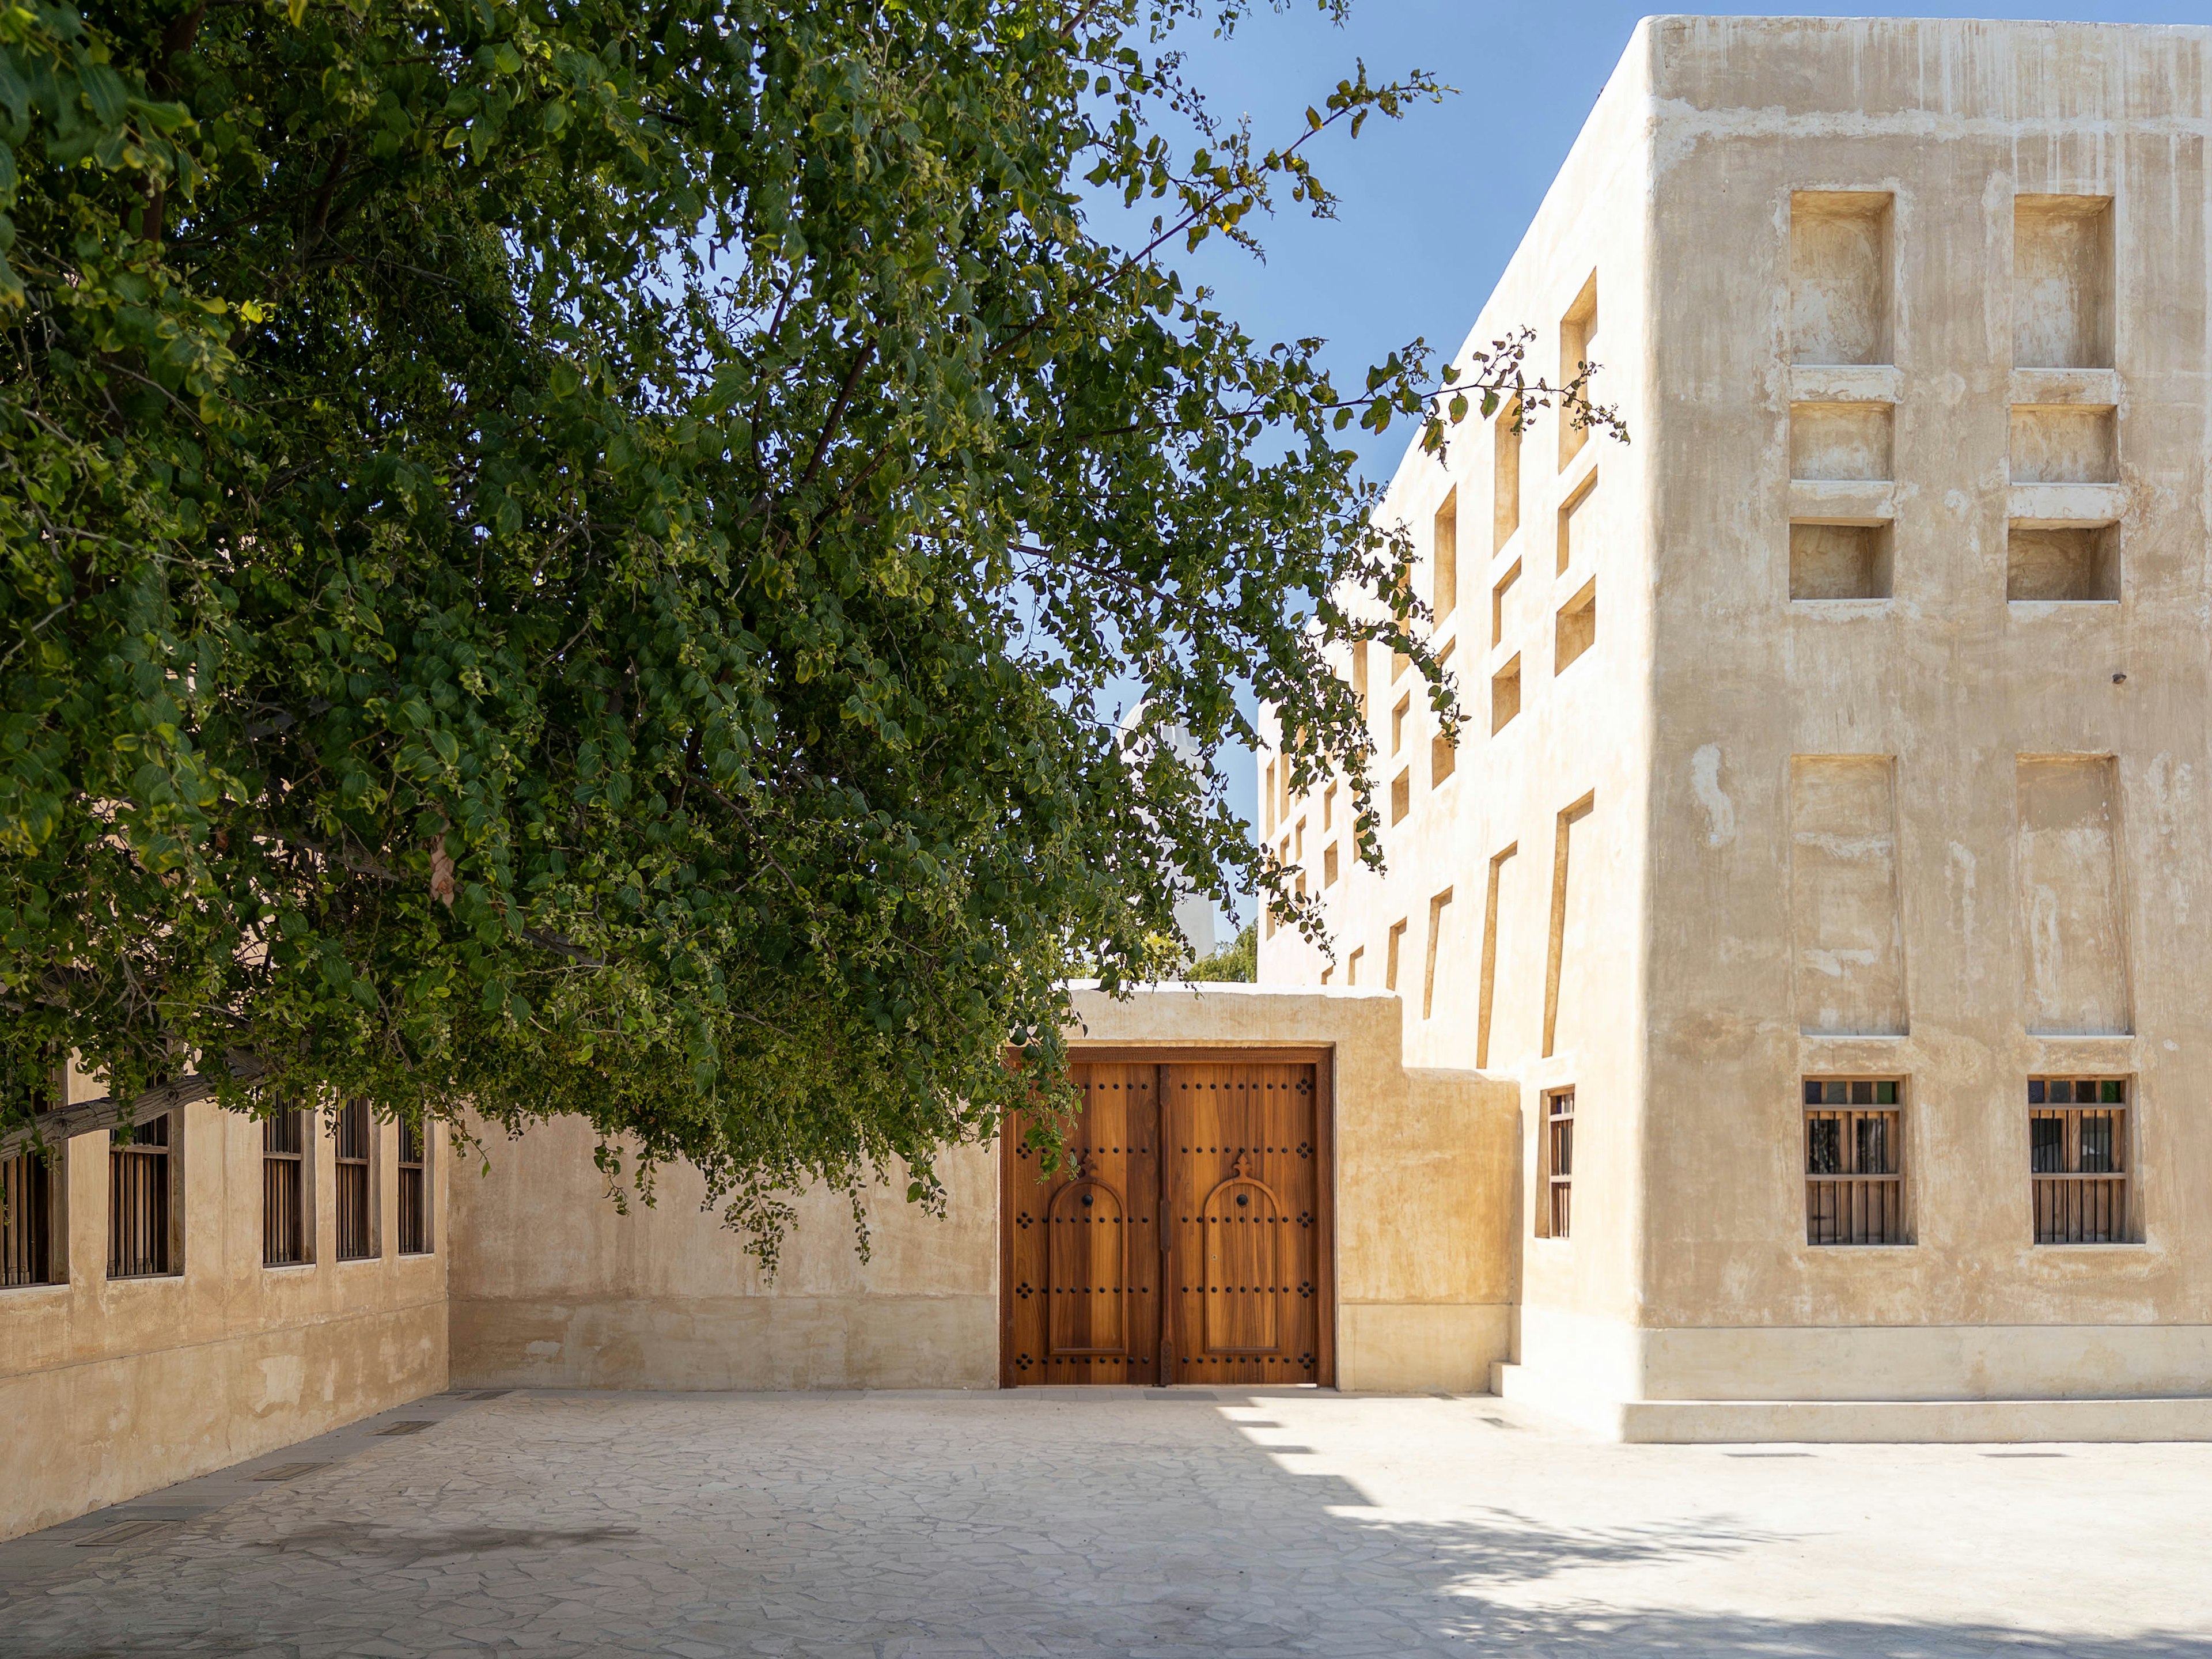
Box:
[1068,985,1520,1392]
[1,1092,448,1541]
[1636,15,2212,1405]
[446,1115,1000,1391]
[1257,26,1658,1393]
[1264,14,2212,1424]
[448,986,1516,1397]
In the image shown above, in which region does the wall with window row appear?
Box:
[1259,16,2212,1419]
[0,1075,446,1541]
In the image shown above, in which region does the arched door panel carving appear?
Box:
[1200,1154,1283,1355]
[1047,1172,1127,1355]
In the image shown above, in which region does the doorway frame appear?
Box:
[998,1045,1336,1388]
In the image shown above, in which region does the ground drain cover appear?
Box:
[74,1520,175,1548]
[250,1463,330,1482]
[465,1389,512,1401]
[1143,1391,1217,1401]
[375,1420,436,1436]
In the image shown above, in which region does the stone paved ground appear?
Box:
[3,1387,2211,1657]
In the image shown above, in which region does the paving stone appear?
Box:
[2,1392,2210,1656]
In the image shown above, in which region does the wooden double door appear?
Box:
[1001,1053,1332,1387]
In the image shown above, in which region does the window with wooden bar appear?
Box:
[1804,1078,1906,1245]
[397,1117,430,1255]
[1542,1088,1574,1238]
[3,1077,62,1288]
[3,1146,58,1287]
[263,1107,309,1267]
[2029,1077,2130,1244]
[334,1100,376,1260]
[109,1115,176,1278]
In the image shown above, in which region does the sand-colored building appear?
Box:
[12,12,2212,1550]
[1262,13,2212,1437]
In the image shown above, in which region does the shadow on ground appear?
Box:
[1,1391,2206,1658]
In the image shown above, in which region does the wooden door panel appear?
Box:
[1162,1062,1323,1385]
[1002,1063,1160,1384]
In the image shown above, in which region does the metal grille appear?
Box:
[2029,1077,2128,1244]
[334,1100,374,1260]
[108,1115,173,1278]
[397,1116,427,1255]
[263,1109,306,1267]
[1804,1079,1905,1245]
[2,1147,54,1287]
[1544,1089,1574,1239]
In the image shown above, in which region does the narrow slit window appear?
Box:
[108,1114,176,1279]
[334,1101,376,1262]
[1384,921,1406,992]
[1555,581,1596,674]
[1543,1089,1575,1238]
[1491,656,1522,733]
[398,1117,430,1256]
[1559,274,1599,469]
[3,1074,62,1287]
[2028,1077,2130,1244]
[1433,489,1458,622]
[1493,397,1522,550]
[263,1106,309,1267]
[1802,1078,1906,1245]
[2,1146,58,1287]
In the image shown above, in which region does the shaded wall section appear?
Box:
[448,1116,999,1391]
[1,1089,447,1542]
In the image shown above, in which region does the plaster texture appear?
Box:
[450,986,1515,1397]
[5,1388,2212,1657]
[448,1112,1001,1392]
[1262,15,2212,1431]
[0,1092,449,1541]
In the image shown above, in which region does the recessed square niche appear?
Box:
[2014,196,2113,370]
[1790,192,1892,366]
[2008,525,2119,602]
[1790,522,1892,600]
[1790,402,1894,481]
[2010,406,2118,483]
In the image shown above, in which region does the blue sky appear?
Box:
[1138,3,2205,938]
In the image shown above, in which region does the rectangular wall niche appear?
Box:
[1790,523,1893,600]
[2010,406,2118,483]
[1558,275,1598,468]
[1491,656,1522,732]
[2014,196,2113,370]
[1790,403,1894,481]
[1789,756,1907,1036]
[1554,581,1596,673]
[2017,755,2131,1036]
[1790,192,1891,366]
[1558,475,1597,575]
[1493,397,1522,552]
[2008,525,2118,602]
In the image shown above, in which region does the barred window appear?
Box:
[3,1147,58,1287]
[3,1080,62,1288]
[397,1117,430,1256]
[1542,1088,1574,1238]
[263,1107,309,1267]
[334,1101,376,1261]
[1804,1078,1906,1245]
[109,1115,176,1278]
[2030,1077,2130,1244]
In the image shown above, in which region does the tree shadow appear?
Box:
[2,1389,2209,1658]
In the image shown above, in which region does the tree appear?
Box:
[1184,923,1255,983]
[0,0,1617,1253]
